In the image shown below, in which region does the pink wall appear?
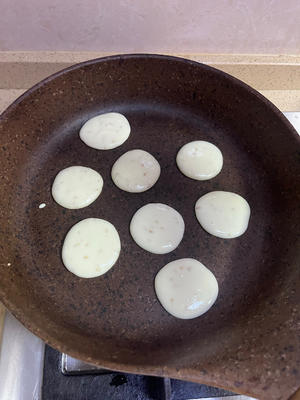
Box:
[0,0,299,53]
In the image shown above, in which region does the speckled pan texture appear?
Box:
[0,54,299,400]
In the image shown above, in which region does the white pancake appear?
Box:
[62,218,121,278]
[52,166,103,209]
[130,203,184,254]
[111,149,161,192]
[79,112,130,150]
[176,140,223,180]
[195,191,250,239]
[155,258,219,319]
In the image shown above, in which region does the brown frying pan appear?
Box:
[0,54,299,400]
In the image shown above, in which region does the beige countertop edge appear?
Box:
[1,51,300,64]
[0,52,300,92]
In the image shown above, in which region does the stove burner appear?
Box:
[110,374,128,387]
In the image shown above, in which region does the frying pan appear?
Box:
[0,54,299,400]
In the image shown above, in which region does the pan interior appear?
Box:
[1,56,299,373]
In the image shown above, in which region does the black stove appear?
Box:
[42,345,247,400]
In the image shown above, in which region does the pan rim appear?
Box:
[1,52,299,142]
